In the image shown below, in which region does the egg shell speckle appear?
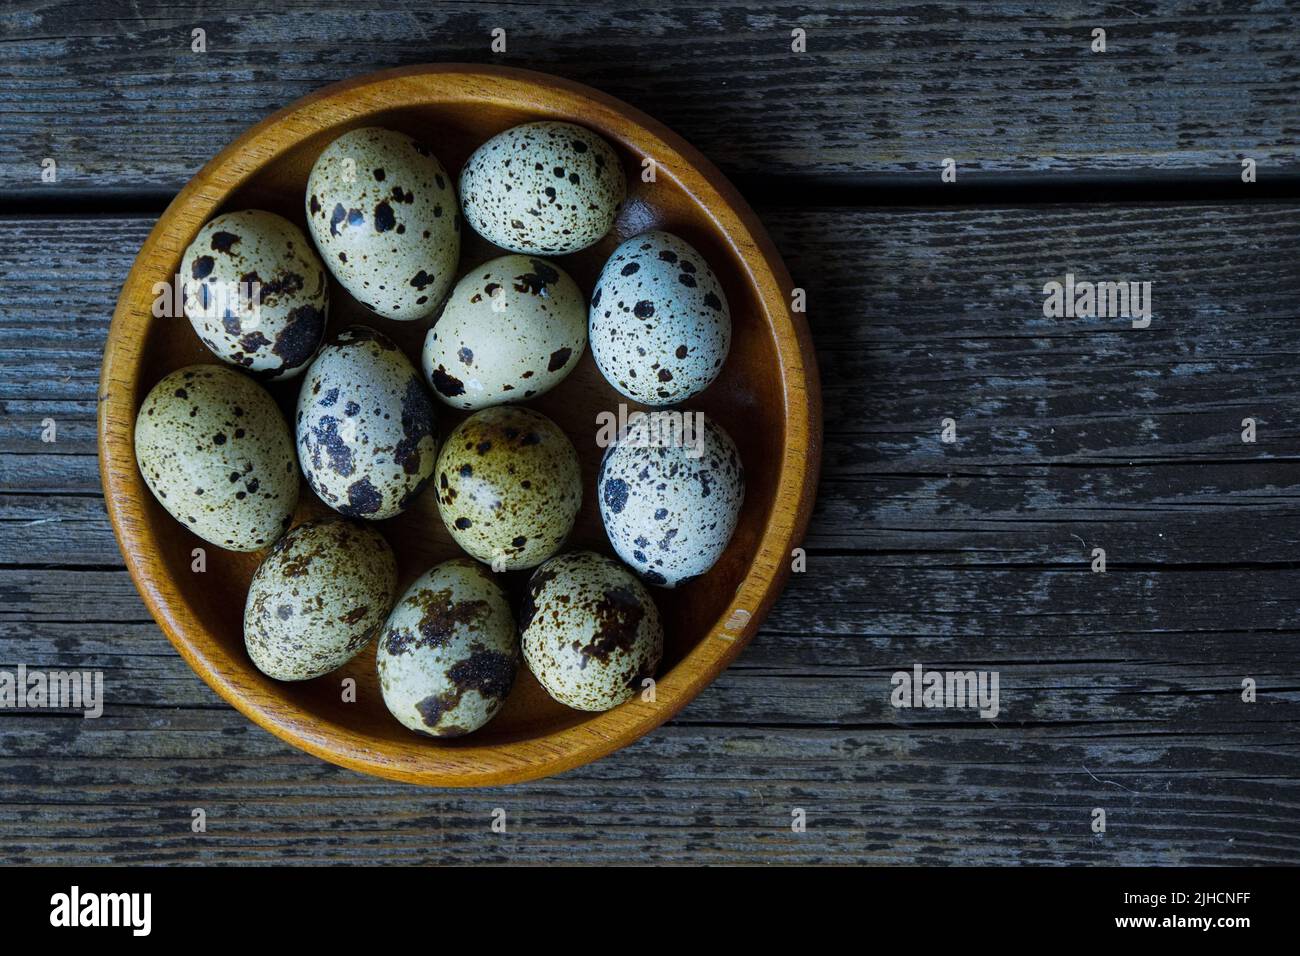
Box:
[434,406,581,571]
[422,254,586,410]
[244,519,397,681]
[377,558,518,737]
[521,551,663,712]
[180,210,328,380]
[134,365,298,552]
[306,127,460,320]
[296,326,438,520]
[598,412,745,588]
[459,121,625,256]
[590,230,731,405]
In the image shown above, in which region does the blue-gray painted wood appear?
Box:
[1,0,1298,864]
[0,1,1297,199]
[2,204,1298,864]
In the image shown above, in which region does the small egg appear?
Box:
[296,326,438,520]
[180,210,328,380]
[134,365,298,551]
[422,255,586,409]
[434,406,581,571]
[305,127,460,320]
[244,519,397,681]
[459,121,625,256]
[598,411,744,587]
[377,558,518,737]
[590,230,731,405]
[521,551,663,712]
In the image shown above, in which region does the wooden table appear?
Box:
[3,1,1298,865]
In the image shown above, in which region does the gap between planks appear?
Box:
[5,171,1300,218]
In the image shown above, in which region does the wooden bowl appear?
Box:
[98,65,820,786]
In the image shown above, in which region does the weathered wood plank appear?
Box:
[6,206,1300,566]
[2,1,1298,198]
[3,203,1299,863]
[9,558,1300,671]
[13,476,1300,568]
[1,719,1296,865]
[5,603,1300,731]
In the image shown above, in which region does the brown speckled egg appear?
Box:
[590,231,731,405]
[598,411,744,588]
[434,406,581,571]
[521,551,663,712]
[306,127,460,320]
[296,326,438,520]
[377,558,518,737]
[134,365,298,552]
[180,209,328,380]
[244,519,397,681]
[422,254,586,410]
[459,122,625,256]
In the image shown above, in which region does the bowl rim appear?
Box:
[98,63,822,787]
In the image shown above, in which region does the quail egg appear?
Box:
[434,406,581,571]
[134,365,298,551]
[306,127,460,320]
[422,254,586,409]
[598,411,744,587]
[590,230,731,405]
[521,551,663,712]
[296,326,438,520]
[244,519,397,681]
[459,121,625,256]
[179,210,327,380]
[377,558,519,737]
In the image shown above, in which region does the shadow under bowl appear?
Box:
[99,64,821,787]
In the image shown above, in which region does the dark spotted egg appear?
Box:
[459,121,625,256]
[521,551,663,712]
[590,231,731,405]
[296,326,438,520]
[421,254,586,410]
[180,210,327,380]
[598,411,744,587]
[377,558,518,737]
[134,365,298,552]
[434,406,581,571]
[305,127,460,321]
[244,519,397,681]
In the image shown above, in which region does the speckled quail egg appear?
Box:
[598,411,744,587]
[459,121,625,256]
[296,326,438,520]
[521,551,663,712]
[244,519,397,681]
[377,558,519,737]
[434,406,581,571]
[179,210,327,380]
[422,255,586,409]
[590,230,731,405]
[305,127,460,320]
[134,364,298,551]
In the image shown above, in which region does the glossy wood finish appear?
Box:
[97,65,821,787]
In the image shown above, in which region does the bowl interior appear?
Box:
[119,72,790,771]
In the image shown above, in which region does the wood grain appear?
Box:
[3,203,1298,861]
[2,0,1298,200]
[95,65,821,787]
